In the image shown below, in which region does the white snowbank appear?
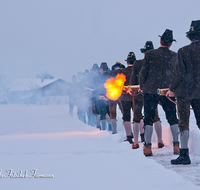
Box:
[0,105,199,190]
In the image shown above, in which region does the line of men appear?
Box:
[68,69,98,127]
[68,20,200,165]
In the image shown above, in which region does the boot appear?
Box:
[96,125,101,130]
[124,136,133,144]
[173,142,180,155]
[140,133,145,143]
[143,143,152,156]
[171,148,191,165]
[158,142,164,148]
[132,143,139,149]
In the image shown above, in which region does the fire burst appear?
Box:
[104,74,126,100]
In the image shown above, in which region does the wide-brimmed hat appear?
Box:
[125,52,136,62]
[158,29,176,42]
[91,63,99,71]
[186,20,200,35]
[100,62,109,71]
[111,62,125,70]
[140,41,154,53]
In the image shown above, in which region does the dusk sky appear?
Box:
[0,0,200,81]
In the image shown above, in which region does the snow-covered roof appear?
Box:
[7,78,65,91]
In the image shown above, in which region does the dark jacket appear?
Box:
[169,41,200,99]
[119,66,133,101]
[139,47,177,94]
[131,60,143,85]
[131,59,143,101]
[109,69,121,78]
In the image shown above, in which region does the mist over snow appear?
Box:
[0,0,200,81]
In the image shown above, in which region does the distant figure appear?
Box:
[68,75,78,117]
[76,72,87,124]
[92,62,111,130]
[84,69,90,78]
[90,64,102,128]
[83,68,96,127]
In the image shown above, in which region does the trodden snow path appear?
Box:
[149,128,200,187]
[0,104,200,190]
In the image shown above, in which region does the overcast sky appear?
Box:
[0,0,200,81]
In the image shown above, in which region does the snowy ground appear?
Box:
[1,104,200,190]
[149,106,200,187]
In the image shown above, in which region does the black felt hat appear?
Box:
[186,20,200,34]
[111,62,125,70]
[140,41,154,53]
[158,29,176,42]
[100,62,109,71]
[125,52,136,62]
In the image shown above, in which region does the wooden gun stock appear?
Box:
[158,88,169,95]
[84,87,94,92]
[123,85,140,92]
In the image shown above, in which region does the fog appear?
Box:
[0,0,199,81]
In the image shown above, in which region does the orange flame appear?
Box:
[104,73,126,100]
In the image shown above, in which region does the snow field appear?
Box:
[0,104,200,189]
